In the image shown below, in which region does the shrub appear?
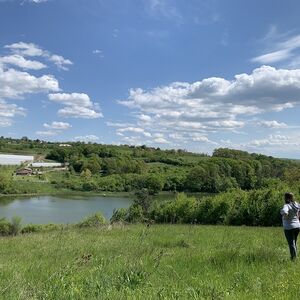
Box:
[21,223,62,234]
[110,208,128,223]
[77,213,106,228]
[21,224,42,234]
[126,204,144,223]
[149,193,197,223]
[11,216,22,236]
[111,204,144,223]
[0,218,12,236]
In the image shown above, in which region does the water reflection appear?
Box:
[0,195,132,224]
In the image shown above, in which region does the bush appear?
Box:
[77,213,106,228]
[110,205,145,223]
[110,208,128,223]
[126,204,144,223]
[149,193,197,223]
[21,224,42,234]
[120,187,291,226]
[11,216,22,236]
[21,223,62,234]
[0,218,12,236]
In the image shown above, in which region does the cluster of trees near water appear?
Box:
[1,136,300,195]
[2,137,300,226]
[45,143,300,194]
[112,186,289,226]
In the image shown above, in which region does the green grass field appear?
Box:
[0,224,299,299]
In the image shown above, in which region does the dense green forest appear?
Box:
[1,136,300,195]
[1,136,300,227]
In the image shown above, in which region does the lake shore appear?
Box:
[0,190,133,199]
[0,193,133,224]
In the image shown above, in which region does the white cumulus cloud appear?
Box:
[120,65,300,130]
[48,93,103,119]
[43,121,72,130]
[116,65,300,147]
[0,67,60,100]
[48,54,73,71]
[5,42,44,57]
[29,0,49,3]
[0,54,47,70]
[4,42,73,70]
[36,130,58,136]
[257,120,289,129]
[74,135,100,142]
[36,121,72,136]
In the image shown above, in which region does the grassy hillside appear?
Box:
[0,224,299,299]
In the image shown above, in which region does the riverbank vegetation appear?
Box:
[0,224,299,299]
[1,138,300,298]
[0,212,106,236]
[112,187,289,227]
[1,137,300,197]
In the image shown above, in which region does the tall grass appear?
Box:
[0,224,299,299]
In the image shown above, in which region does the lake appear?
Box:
[0,195,132,224]
[0,154,34,165]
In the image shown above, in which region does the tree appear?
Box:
[185,166,207,192]
[144,175,164,195]
[284,167,300,184]
[0,174,10,193]
[134,188,151,212]
[86,156,101,174]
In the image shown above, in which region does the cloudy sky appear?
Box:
[1,0,300,158]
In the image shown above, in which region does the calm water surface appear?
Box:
[0,195,132,224]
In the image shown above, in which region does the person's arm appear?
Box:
[280,204,289,218]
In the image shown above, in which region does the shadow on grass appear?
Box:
[161,239,191,248]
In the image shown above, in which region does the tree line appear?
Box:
[1,136,300,195]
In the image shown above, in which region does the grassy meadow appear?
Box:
[0,224,299,300]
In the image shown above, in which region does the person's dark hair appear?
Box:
[285,192,294,204]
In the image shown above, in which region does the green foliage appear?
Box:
[0,166,14,193]
[21,223,62,234]
[82,180,97,191]
[185,165,207,191]
[117,266,147,289]
[110,208,128,223]
[1,224,300,299]
[117,185,293,227]
[0,218,12,236]
[0,216,22,236]
[213,148,252,159]
[111,204,144,223]
[284,167,300,184]
[150,193,197,223]
[134,188,151,212]
[126,204,144,223]
[21,224,43,233]
[132,174,164,195]
[10,216,22,236]
[80,168,92,178]
[2,137,300,195]
[76,213,106,228]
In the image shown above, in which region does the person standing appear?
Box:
[281,192,300,260]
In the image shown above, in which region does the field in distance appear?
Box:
[0,224,299,299]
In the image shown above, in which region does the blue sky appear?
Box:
[1,0,300,158]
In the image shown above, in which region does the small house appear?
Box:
[16,167,33,176]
